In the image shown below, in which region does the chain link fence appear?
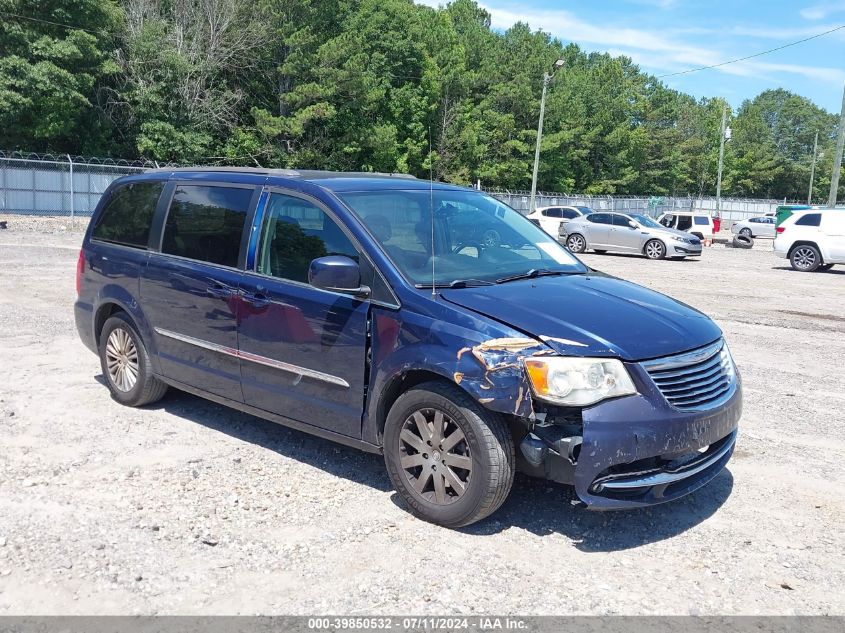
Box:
[0,152,156,220]
[483,189,788,222]
[1,151,790,223]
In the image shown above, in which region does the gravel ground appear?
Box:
[0,217,843,615]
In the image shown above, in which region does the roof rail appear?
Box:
[144,166,417,180]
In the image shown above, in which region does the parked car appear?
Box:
[774,208,845,272]
[75,168,740,527]
[656,211,715,240]
[561,212,702,259]
[526,205,591,237]
[731,216,776,238]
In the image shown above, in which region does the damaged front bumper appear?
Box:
[520,362,741,509]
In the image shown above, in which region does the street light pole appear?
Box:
[529,59,565,214]
[828,82,845,208]
[808,130,819,205]
[715,103,728,215]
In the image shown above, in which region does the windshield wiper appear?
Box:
[495,268,570,284]
[415,279,495,289]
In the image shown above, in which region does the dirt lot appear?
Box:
[0,216,843,615]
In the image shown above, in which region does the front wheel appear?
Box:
[739,227,753,238]
[644,239,666,260]
[790,244,822,272]
[566,234,587,253]
[99,313,168,407]
[383,382,515,528]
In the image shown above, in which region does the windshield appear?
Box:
[338,189,587,286]
[630,214,662,229]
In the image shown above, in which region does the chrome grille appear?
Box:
[641,340,736,412]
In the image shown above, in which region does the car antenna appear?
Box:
[429,124,436,298]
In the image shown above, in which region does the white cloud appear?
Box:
[800,1,845,20]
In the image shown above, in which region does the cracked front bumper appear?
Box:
[572,363,742,509]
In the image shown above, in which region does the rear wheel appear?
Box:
[99,313,167,407]
[790,244,821,272]
[566,234,586,253]
[644,239,666,260]
[383,382,515,528]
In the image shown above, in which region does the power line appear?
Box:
[0,10,116,36]
[657,24,845,78]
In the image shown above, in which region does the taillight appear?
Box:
[776,227,785,234]
[76,249,85,295]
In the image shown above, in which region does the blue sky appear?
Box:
[417,0,845,114]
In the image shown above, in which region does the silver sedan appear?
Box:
[560,212,702,260]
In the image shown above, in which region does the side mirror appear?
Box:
[308,256,371,299]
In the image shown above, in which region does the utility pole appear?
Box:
[529,59,565,214]
[828,83,845,208]
[808,130,819,205]
[715,103,728,215]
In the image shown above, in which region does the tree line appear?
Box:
[1,0,841,201]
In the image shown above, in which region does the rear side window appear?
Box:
[694,216,710,225]
[162,185,253,267]
[794,213,821,227]
[543,208,562,218]
[588,213,611,224]
[92,181,164,248]
[561,209,580,219]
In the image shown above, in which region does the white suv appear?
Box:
[527,205,590,237]
[656,211,715,239]
[774,209,845,272]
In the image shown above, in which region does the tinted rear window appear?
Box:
[91,181,164,248]
[588,213,611,224]
[795,213,821,227]
[162,185,253,267]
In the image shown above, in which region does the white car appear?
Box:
[527,205,591,237]
[732,216,776,238]
[774,209,845,272]
[656,211,715,240]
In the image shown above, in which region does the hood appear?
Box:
[440,272,721,361]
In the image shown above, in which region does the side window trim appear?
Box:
[153,180,260,271]
[254,186,400,308]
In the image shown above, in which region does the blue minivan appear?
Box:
[75,168,741,527]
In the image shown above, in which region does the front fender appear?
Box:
[364,305,553,445]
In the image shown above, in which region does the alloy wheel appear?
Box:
[793,246,817,270]
[105,327,139,392]
[646,241,665,259]
[398,408,473,505]
[567,235,584,252]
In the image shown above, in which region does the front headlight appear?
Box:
[523,357,637,406]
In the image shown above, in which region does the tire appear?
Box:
[790,244,822,272]
[593,249,607,254]
[383,381,515,528]
[739,227,753,238]
[644,239,666,260]
[481,229,501,248]
[566,233,586,253]
[99,313,168,407]
[732,235,753,249]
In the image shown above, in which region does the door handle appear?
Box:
[206,283,234,299]
[241,291,270,308]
